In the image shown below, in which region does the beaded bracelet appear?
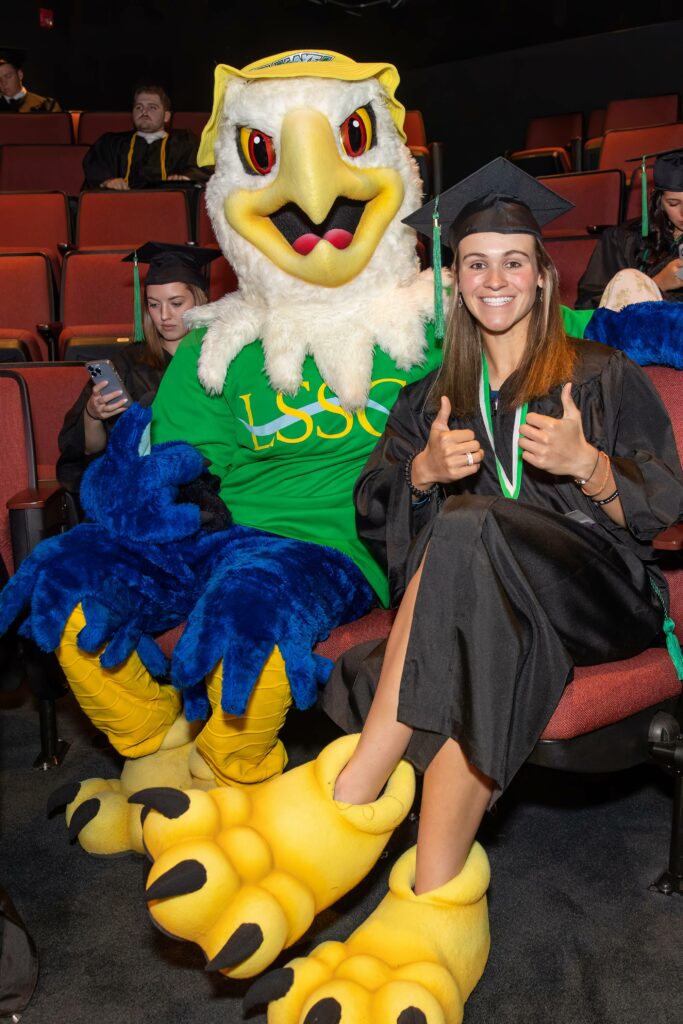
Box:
[85,405,101,421]
[592,488,619,506]
[573,448,600,487]
[581,450,611,498]
[404,452,438,501]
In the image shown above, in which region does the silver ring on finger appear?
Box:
[466,451,474,466]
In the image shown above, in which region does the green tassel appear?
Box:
[133,252,144,343]
[663,615,683,681]
[649,576,683,681]
[640,157,648,239]
[432,195,445,342]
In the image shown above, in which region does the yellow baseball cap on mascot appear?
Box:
[198,48,406,167]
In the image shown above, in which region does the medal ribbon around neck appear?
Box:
[479,351,528,500]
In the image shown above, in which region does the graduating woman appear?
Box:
[576,147,683,309]
[138,160,683,1024]
[57,243,218,496]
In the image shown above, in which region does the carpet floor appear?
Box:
[1,683,681,1024]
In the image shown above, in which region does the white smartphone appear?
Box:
[86,359,132,407]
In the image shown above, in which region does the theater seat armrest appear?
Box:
[653,524,683,551]
[36,322,64,360]
[8,482,63,510]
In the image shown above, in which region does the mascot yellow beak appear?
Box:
[225,107,405,288]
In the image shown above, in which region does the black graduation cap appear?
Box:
[0,48,25,70]
[626,147,683,191]
[122,242,221,290]
[403,156,574,249]
[122,242,220,341]
[403,157,573,340]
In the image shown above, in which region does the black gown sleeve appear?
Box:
[575,224,644,309]
[354,373,441,605]
[165,129,200,178]
[82,133,127,188]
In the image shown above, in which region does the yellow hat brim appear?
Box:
[197,48,405,167]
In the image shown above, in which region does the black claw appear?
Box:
[243,967,294,1011]
[303,998,342,1024]
[67,798,100,842]
[145,859,207,901]
[127,787,191,819]
[397,1009,428,1024]
[47,781,81,817]
[139,805,151,827]
[205,923,264,972]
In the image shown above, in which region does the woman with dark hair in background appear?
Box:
[57,243,218,496]
[576,148,683,309]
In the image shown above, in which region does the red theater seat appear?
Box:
[171,112,209,138]
[0,191,71,285]
[0,144,89,195]
[542,235,598,307]
[0,112,73,146]
[538,170,623,235]
[2,363,90,481]
[75,189,192,249]
[0,253,55,361]
[604,94,680,133]
[58,249,147,358]
[598,123,683,177]
[76,111,132,146]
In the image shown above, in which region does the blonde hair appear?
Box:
[139,282,208,369]
[434,235,575,417]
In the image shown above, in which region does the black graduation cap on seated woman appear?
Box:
[402,156,573,339]
[626,146,683,237]
[122,242,221,341]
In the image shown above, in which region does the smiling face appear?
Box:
[661,190,683,234]
[457,232,542,340]
[146,282,196,344]
[0,62,22,98]
[132,91,170,133]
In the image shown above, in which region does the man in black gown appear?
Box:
[82,84,201,190]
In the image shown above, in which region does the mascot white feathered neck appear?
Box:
[186,49,435,410]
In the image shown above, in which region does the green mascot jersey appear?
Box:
[152,325,442,606]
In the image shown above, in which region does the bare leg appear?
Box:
[334,551,494,894]
[334,558,425,805]
[414,738,493,893]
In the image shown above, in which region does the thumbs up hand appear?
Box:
[410,395,483,490]
[519,382,597,479]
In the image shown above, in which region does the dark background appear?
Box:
[3,1,683,180]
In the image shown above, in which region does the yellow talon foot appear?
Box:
[245,843,491,1024]
[135,734,416,978]
[47,718,204,856]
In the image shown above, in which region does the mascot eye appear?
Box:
[239,127,276,175]
[340,107,373,157]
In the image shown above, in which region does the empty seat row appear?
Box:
[0,111,210,147]
[0,189,220,286]
[0,249,237,363]
[511,94,680,173]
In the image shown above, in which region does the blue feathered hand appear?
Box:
[171,526,373,720]
[0,404,231,675]
[586,300,683,368]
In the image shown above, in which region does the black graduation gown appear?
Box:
[57,345,171,494]
[322,341,683,796]
[82,129,199,189]
[576,221,683,309]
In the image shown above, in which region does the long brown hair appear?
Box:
[433,235,575,416]
[642,189,679,270]
[138,282,208,369]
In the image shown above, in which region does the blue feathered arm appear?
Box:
[0,404,231,676]
[585,301,683,368]
[171,527,373,719]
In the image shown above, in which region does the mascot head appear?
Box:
[190,49,434,410]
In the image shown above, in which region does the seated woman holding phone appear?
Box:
[57,242,219,496]
[576,147,683,309]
